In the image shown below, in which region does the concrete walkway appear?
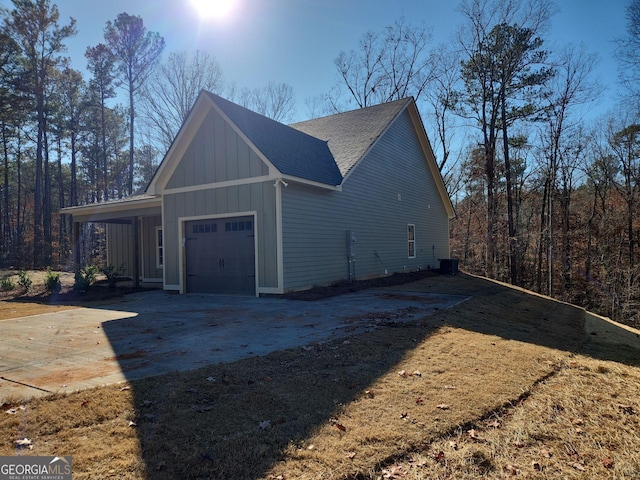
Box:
[0,289,468,402]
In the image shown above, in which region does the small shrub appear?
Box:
[1,277,15,291]
[74,265,99,291]
[101,264,125,288]
[45,267,61,294]
[17,270,32,292]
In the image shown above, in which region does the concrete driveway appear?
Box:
[0,289,467,402]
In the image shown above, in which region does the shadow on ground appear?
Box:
[102,273,640,479]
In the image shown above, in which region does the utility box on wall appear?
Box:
[439,258,459,275]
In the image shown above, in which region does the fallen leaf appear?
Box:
[413,370,422,377]
[398,370,407,377]
[346,451,356,459]
[128,420,137,427]
[382,464,407,478]
[468,429,485,441]
[400,412,408,419]
[444,384,457,390]
[415,397,424,405]
[602,457,614,469]
[540,448,552,458]
[504,463,520,475]
[448,440,458,450]
[365,390,375,398]
[434,451,445,461]
[335,423,346,432]
[571,462,585,471]
[487,419,501,428]
[436,404,450,410]
[14,438,32,449]
[307,444,315,450]
[6,405,26,415]
[120,386,131,391]
[205,376,216,382]
[575,427,584,435]
[617,404,635,414]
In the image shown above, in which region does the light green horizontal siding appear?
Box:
[281,110,449,291]
[163,181,277,289]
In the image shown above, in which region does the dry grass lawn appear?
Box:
[1,273,639,479]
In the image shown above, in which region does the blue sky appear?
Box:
[0,0,630,121]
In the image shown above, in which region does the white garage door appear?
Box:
[185,216,256,294]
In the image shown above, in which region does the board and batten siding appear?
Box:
[106,216,162,281]
[165,109,269,190]
[162,181,278,290]
[281,109,450,291]
[107,223,134,278]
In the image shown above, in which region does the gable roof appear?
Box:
[205,92,343,186]
[290,98,411,178]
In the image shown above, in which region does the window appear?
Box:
[407,224,416,258]
[156,227,164,268]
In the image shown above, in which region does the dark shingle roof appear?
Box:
[290,98,411,177]
[206,92,343,186]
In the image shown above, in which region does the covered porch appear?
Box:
[61,195,163,288]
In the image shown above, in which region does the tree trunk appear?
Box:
[2,120,9,263]
[128,85,135,196]
[43,129,52,266]
[501,98,518,285]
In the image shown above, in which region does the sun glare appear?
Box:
[190,0,236,20]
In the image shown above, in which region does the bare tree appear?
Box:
[617,0,640,103]
[104,12,164,195]
[536,44,601,294]
[331,17,435,109]
[423,43,463,181]
[236,81,296,123]
[140,50,224,152]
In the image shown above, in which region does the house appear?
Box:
[62,91,454,295]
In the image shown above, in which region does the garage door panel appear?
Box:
[185,216,255,295]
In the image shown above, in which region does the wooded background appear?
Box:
[1,0,640,327]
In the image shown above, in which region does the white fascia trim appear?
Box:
[61,197,161,216]
[163,173,341,196]
[163,175,274,195]
[281,175,342,191]
[275,180,284,292]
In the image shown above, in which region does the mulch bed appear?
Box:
[280,269,440,301]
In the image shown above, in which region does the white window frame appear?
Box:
[407,224,416,258]
[156,226,164,268]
